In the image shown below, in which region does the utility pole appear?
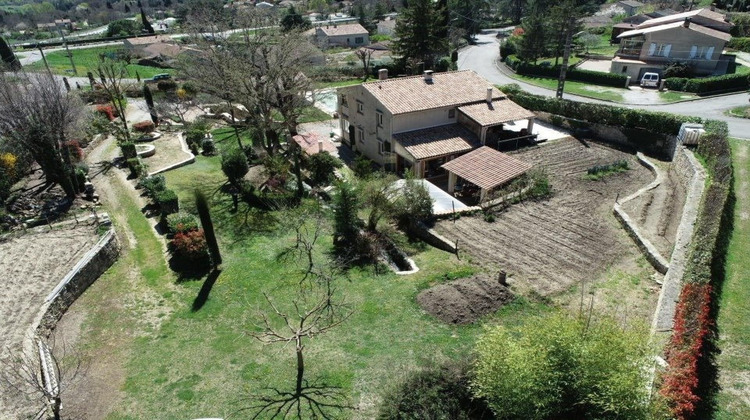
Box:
[57,24,77,76]
[556,16,580,100]
[37,44,53,79]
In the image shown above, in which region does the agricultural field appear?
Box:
[435,138,666,320]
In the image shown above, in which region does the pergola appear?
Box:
[441,146,532,201]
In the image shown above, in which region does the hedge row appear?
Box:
[659,120,732,419]
[505,55,628,88]
[499,84,700,136]
[665,73,750,94]
[727,36,750,52]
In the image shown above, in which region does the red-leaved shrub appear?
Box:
[63,140,84,162]
[133,120,156,133]
[170,229,209,266]
[96,104,115,121]
[660,282,712,419]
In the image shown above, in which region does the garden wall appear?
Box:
[36,226,120,337]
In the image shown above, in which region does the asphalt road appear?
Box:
[458,31,750,139]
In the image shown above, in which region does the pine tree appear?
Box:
[393,0,447,70]
[195,190,222,268]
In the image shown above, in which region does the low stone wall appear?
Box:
[414,221,458,254]
[36,228,120,337]
[613,152,670,274]
[535,112,678,159]
[651,147,706,333]
[672,145,698,189]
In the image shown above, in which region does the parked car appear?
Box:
[148,73,172,82]
[640,72,660,88]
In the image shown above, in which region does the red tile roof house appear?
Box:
[315,23,370,49]
[336,69,535,188]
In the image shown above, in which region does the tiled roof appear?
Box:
[292,132,337,155]
[441,146,532,190]
[618,20,731,41]
[458,99,535,126]
[637,8,727,28]
[126,35,173,45]
[361,70,506,115]
[318,23,369,36]
[394,124,480,160]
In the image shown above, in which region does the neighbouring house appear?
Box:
[315,23,369,49]
[611,14,652,43]
[36,19,76,33]
[610,8,734,81]
[337,69,536,180]
[617,0,643,16]
[292,132,337,156]
[377,17,396,36]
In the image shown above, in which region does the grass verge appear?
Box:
[511,73,625,102]
[714,139,750,419]
[24,45,174,79]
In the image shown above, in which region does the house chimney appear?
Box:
[683,17,691,28]
[711,3,715,11]
[379,68,388,80]
[423,70,433,82]
[318,139,324,153]
[486,87,493,104]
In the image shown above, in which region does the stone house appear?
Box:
[337,70,535,179]
[610,8,733,81]
[315,23,369,49]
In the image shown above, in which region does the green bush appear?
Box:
[473,312,652,419]
[201,138,216,155]
[682,73,750,94]
[664,77,689,91]
[499,84,700,136]
[126,157,146,178]
[306,152,342,185]
[221,148,249,186]
[156,189,179,216]
[378,359,493,420]
[166,212,200,235]
[352,154,374,179]
[120,142,137,159]
[138,174,166,199]
[728,36,750,51]
[157,80,177,92]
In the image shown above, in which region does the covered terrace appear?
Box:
[457,97,536,148]
[441,146,532,202]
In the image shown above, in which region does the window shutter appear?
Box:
[706,46,715,59]
[690,45,697,58]
[648,43,656,56]
[663,44,672,57]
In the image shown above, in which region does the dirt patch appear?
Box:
[621,161,687,259]
[417,275,514,324]
[435,138,655,296]
[139,132,192,174]
[0,222,99,418]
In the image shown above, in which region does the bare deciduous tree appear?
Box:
[1,337,84,420]
[181,9,316,156]
[95,58,133,142]
[355,47,374,81]
[0,73,86,197]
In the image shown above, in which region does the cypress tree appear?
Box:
[195,190,222,268]
[0,36,21,71]
[141,7,155,34]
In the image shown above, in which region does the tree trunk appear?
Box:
[295,345,304,396]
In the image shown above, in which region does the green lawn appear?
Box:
[714,139,750,419]
[512,74,626,102]
[72,135,550,419]
[24,46,175,79]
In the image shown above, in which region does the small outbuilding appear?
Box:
[441,146,532,202]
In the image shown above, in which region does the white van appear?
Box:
[640,72,660,88]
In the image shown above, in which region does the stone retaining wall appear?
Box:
[414,222,458,253]
[36,228,120,337]
[651,147,706,333]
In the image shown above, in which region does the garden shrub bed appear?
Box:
[665,73,750,95]
[659,120,733,419]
